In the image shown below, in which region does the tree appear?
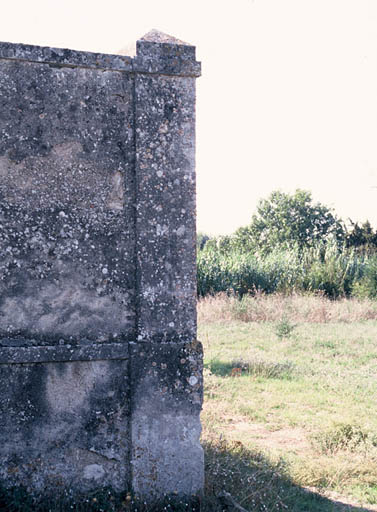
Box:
[197,231,210,251]
[346,220,377,252]
[233,189,345,254]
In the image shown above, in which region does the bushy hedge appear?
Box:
[197,242,377,299]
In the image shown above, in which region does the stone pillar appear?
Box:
[0,30,202,503]
[130,30,203,498]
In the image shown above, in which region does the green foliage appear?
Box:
[197,240,370,298]
[197,249,273,297]
[346,220,377,251]
[302,242,363,298]
[352,256,377,299]
[196,191,377,299]
[196,189,377,300]
[233,189,345,254]
[275,316,296,340]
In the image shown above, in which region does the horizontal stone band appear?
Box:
[0,342,129,364]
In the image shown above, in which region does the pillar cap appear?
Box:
[140,29,191,46]
[134,29,201,77]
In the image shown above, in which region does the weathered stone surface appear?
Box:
[0,58,136,343]
[0,358,130,493]
[0,29,202,501]
[130,340,203,497]
[135,73,197,343]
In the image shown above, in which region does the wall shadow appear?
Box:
[203,438,375,512]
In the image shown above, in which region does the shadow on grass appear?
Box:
[206,357,294,379]
[203,437,375,512]
[0,444,374,512]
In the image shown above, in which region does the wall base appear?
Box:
[0,340,203,501]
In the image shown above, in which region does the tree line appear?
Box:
[198,189,377,255]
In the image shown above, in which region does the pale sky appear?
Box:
[1,0,377,235]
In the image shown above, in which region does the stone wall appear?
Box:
[0,30,202,501]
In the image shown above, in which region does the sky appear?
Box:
[1,0,377,235]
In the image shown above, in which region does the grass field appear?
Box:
[199,293,377,511]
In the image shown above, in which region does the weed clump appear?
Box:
[275,316,297,340]
[312,423,372,454]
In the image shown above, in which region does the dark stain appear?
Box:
[164,103,175,121]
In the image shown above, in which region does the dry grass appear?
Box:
[198,292,377,324]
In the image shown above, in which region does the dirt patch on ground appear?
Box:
[223,419,311,455]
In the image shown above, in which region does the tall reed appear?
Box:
[197,241,376,299]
